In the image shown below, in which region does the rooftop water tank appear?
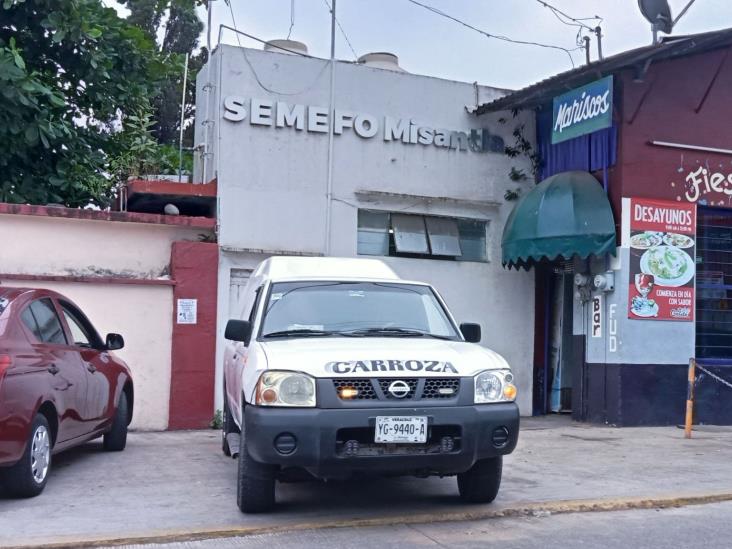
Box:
[357,52,404,72]
[263,39,309,56]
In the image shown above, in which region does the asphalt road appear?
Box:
[109,500,732,549]
[2,417,732,547]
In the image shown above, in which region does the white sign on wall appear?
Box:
[222,96,505,153]
[591,294,603,338]
[177,298,198,325]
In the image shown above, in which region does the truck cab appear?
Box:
[222,256,519,513]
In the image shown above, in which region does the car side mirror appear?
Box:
[460,323,481,343]
[225,319,252,345]
[105,333,125,351]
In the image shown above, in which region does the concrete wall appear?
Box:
[0,279,173,431]
[0,209,209,430]
[198,46,536,414]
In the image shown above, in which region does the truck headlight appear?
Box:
[474,370,517,404]
[255,371,316,407]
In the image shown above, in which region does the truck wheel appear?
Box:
[221,390,239,457]
[237,420,275,513]
[1,414,52,498]
[457,456,502,503]
[103,392,128,451]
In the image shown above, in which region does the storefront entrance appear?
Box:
[534,262,583,416]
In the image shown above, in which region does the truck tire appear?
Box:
[236,419,275,513]
[457,456,502,503]
[103,392,128,451]
[1,414,52,498]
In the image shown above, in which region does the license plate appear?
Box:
[374,416,428,443]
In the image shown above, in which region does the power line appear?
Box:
[324,0,359,61]
[405,0,581,68]
[535,0,603,32]
[224,0,242,46]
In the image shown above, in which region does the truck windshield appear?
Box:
[260,281,460,340]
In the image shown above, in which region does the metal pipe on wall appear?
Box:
[178,52,190,183]
[201,0,214,184]
[324,0,336,255]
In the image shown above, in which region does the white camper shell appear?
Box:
[222,256,519,513]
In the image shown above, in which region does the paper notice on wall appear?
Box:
[627,198,696,321]
[177,298,198,324]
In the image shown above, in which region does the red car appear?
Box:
[0,288,133,497]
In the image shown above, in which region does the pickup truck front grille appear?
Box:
[332,378,460,401]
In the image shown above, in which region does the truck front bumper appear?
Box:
[244,403,519,479]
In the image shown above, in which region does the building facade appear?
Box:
[479,29,732,425]
[195,44,537,414]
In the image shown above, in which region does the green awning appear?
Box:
[502,171,616,269]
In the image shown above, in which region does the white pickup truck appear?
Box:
[222,256,519,513]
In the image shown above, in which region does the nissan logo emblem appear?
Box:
[387,380,411,399]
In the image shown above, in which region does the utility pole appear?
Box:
[595,26,603,60]
[324,0,336,255]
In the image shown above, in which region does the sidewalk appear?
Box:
[1,416,731,548]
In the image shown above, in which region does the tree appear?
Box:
[124,0,204,145]
[0,0,173,207]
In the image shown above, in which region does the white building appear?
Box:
[195,42,536,413]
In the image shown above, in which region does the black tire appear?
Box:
[103,391,128,451]
[222,388,239,457]
[236,417,275,513]
[1,414,52,498]
[457,456,503,504]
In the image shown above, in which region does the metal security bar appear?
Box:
[696,207,732,359]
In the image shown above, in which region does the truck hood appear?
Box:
[259,337,510,378]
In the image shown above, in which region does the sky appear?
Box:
[200,0,732,90]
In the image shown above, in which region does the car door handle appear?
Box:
[87,364,97,373]
[47,364,59,375]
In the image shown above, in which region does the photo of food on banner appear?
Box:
[627,199,696,322]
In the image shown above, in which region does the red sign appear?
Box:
[627,198,696,322]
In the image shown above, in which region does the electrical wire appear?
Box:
[221,8,330,96]
[405,0,580,68]
[535,0,602,31]
[324,0,359,61]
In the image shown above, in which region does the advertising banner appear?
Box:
[551,76,613,144]
[627,198,696,321]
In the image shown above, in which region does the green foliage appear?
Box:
[210,409,223,430]
[124,0,204,145]
[500,111,543,192]
[0,0,173,207]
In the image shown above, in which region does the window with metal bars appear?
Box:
[696,207,732,360]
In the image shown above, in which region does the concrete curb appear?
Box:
[8,491,732,549]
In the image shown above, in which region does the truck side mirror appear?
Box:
[225,319,252,345]
[105,333,125,351]
[460,323,481,343]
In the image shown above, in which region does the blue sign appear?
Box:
[551,76,613,144]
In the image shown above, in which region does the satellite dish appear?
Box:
[638,0,673,34]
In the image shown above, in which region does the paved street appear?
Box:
[108,500,732,549]
[1,416,732,548]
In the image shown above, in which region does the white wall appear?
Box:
[0,280,173,431]
[199,46,536,414]
[0,213,207,430]
[0,214,203,279]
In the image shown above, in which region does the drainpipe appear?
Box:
[201,0,214,184]
[323,0,336,255]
